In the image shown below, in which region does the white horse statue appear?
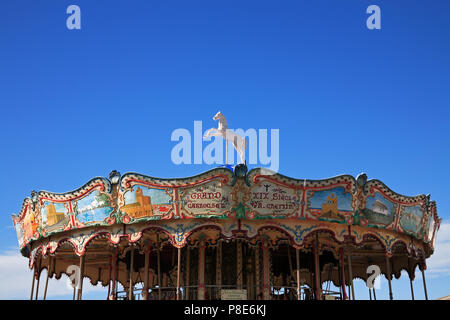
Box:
[204,111,247,165]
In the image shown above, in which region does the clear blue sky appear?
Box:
[0,0,449,299]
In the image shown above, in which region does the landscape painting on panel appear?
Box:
[399,205,424,236]
[74,190,114,225]
[41,201,70,232]
[307,186,353,222]
[121,186,172,219]
[363,192,396,227]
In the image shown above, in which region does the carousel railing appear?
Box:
[115,284,341,300]
[123,284,326,300]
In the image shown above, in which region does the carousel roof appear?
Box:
[12,165,440,263]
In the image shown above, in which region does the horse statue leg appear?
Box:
[204,128,220,138]
[231,135,246,164]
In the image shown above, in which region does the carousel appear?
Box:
[12,165,440,300]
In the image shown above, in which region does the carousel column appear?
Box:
[261,241,271,300]
[198,241,206,300]
[313,235,321,300]
[43,256,53,300]
[347,253,355,300]
[35,256,42,300]
[295,248,301,300]
[143,245,151,300]
[77,254,85,300]
[176,247,181,300]
[128,246,135,300]
[385,255,393,300]
[73,285,77,300]
[255,244,261,299]
[186,247,190,299]
[216,241,222,299]
[408,258,415,300]
[339,248,347,300]
[111,247,118,300]
[237,240,243,289]
[30,260,36,300]
[157,241,162,300]
[421,264,428,300]
[107,255,112,299]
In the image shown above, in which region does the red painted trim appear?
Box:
[124,174,229,189]
[253,175,353,195]
[39,183,105,204]
[370,186,424,206]
[300,189,306,218]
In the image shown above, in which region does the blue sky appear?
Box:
[0,0,449,299]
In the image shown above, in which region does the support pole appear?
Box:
[347,254,355,300]
[255,244,261,299]
[287,245,294,281]
[30,262,36,301]
[111,247,118,300]
[295,248,301,300]
[77,255,85,300]
[43,256,52,300]
[261,241,270,300]
[144,246,150,300]
[410,277,415,300]
[408,258,414,300]
[237,240,243,289]
[372,288,377,300]
[339,248,347,300]
[35,257,41,300]
[198,242,206,300]
[216,241,222,300]
[157,244,161,300]
[369,288,372,300]
[313,235,321,300]
[421,266,428,300]
[128,247,135,300]
[176,247,181,300]
[186,247,190,299]
[385,255,393,300]
[107,255,112,300]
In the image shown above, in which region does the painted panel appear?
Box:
[40,201,70,233]
[399,205,425,236]
[179,179,232,218]
[426,215,435,242]
[73,190,114,225]
[247,180,300,218]
[363,192,397,228]
[15,221,24,248]
[121,185,174,220]
[306,186,353,223]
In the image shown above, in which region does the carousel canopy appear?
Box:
[11,165,440,266]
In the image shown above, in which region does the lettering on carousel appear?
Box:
[180,181,232,216]
[186,191,227,209]
[249,184,299,216]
